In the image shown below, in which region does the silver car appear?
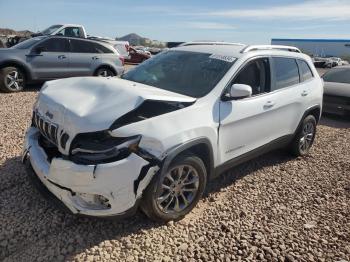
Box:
[322,66,350,117]
[0,36,124,92]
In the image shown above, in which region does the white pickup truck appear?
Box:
[31,24,129,59]
[32,24,88,38]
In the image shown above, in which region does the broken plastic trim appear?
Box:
[110,99,195,130]
[69,131,142,165]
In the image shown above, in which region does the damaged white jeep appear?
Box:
[23,43,323,221]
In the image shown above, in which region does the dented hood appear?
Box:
[36,77,195,134]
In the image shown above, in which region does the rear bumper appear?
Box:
[23,127,159,218]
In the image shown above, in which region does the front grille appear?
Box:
[33,111,58,145]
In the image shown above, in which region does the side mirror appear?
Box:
[33,46,44,54]
[225,84,252,100]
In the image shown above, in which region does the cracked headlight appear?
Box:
[70,130,141,164]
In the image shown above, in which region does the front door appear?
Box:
[27,38,70,79]
[218,56,304,165]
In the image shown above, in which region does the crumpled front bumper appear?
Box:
[23,127,159,217]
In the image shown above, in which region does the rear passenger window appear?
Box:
[233,58,271,95]
[298,60,313,82]
[94,43,113,54]
[71,39,97,53]
[271,57,299,90]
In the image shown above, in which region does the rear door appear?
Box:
[69,39,101,76]
[269,57,306,135]
[27,38,70,79]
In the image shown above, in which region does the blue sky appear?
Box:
[0,0,349,44]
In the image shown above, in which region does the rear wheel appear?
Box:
[95,67,116,77]
[0,66,26,92]
[289,115,317,156]
[141,154,207,222]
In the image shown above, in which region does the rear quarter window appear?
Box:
[94,43,114,54]
[271,57,300,91]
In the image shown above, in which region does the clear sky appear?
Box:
[0,0,349,44]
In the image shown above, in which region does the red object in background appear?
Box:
[125,47,150,64]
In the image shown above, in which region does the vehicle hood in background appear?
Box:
[36,77,195,135]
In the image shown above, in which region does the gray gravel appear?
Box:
[0,87,349,262]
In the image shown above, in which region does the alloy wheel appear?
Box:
[97,69,113,77]
[299,122,315,153]
[156,165,199,214]
[5,70,24,91]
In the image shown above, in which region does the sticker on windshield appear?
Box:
[209,54,236,63]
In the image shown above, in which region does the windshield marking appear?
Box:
[209,54,236,63]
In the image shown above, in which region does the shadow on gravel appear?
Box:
[205,149,294,198]
[0,149,293,260]
[320,114,350,128]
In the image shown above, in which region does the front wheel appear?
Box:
[0,66,26,92]
[141,154,207,222]
[289,115,317,156]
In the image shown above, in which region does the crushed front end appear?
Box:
[23,118,159,217]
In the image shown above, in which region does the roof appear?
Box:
[174,44,247,57]
[173,43,305,59]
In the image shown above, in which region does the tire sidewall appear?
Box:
[145,155,207,221]
[295,115,317,156]
[96,67,115,77]
[0,66,25,92]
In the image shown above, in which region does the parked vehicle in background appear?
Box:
[23,43,323,221]
[31,24,87,38]
[134,46,151,56]
[313,57,327,68]
[125,46,151,64]
[0,36,124,92]
[88,36,130,59]
[322,66,350,117]
[324,57,342,68]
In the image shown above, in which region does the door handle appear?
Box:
[264,101,275,109]
[92,56,99,60]
[301,90,308,97]
[58,55,66,59]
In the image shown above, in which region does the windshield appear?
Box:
[11,37,45,49]
[41,24,63,35]
[121,50,236,97]
[323,68,350,84]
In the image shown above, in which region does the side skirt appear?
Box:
[213,135,294,178]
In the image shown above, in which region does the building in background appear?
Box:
[271,38,350,60]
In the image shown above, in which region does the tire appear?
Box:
[141,153,207,222]
[95,67,116,77]
[289,115,317,156]
[0,66,26,92]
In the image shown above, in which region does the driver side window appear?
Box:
[232,58,271,96]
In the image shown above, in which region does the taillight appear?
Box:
[119,56,125,66]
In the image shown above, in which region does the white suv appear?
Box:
[23,43,323,221]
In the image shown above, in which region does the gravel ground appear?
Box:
[0,85,349,262]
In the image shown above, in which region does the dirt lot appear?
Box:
[0,79,349,261]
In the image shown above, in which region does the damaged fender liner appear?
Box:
[110,100,194,129]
